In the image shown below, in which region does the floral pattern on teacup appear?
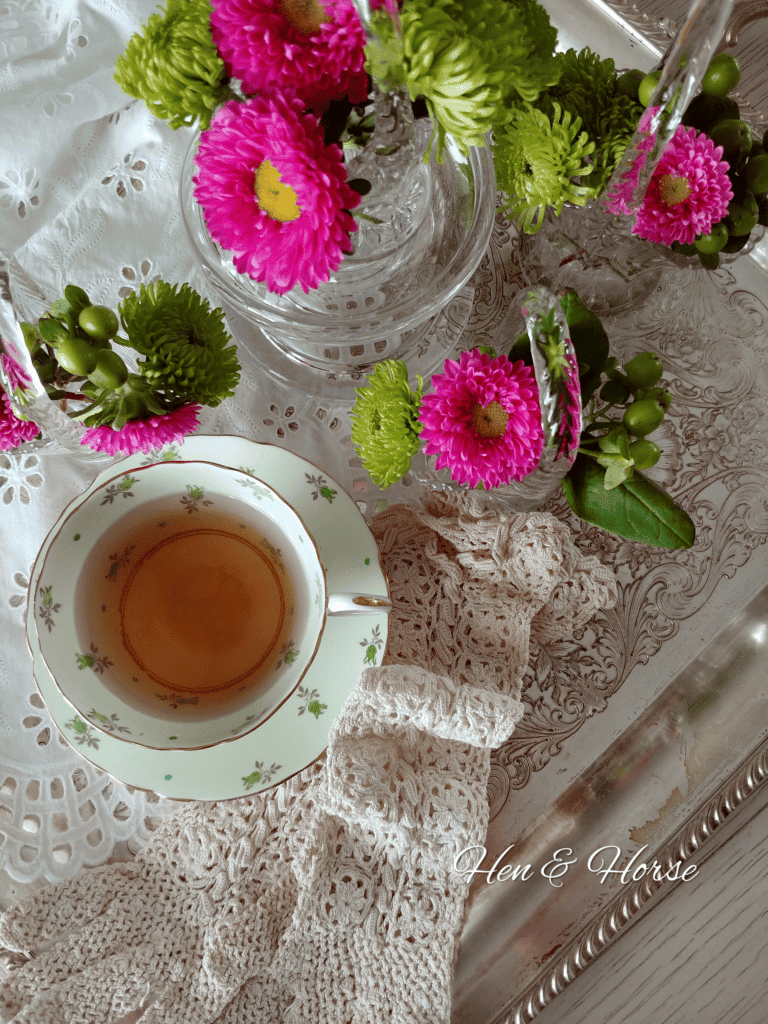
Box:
[229,708,271,736]
[155,691,199,709]
[105,545,134,580]
[139,445,181,465]
[275,639,299,670]
[75,643,112,675]
[236,468,275,500]
[305,472,337,503]
[180,484,214,513]
[242,761,283,790]
[64,717,101,748]
[101,475,138,503]
[37,585,61,631]
[86,708,132,734]
[360,625,384,666]
[296,686,327,718]
[256,534,287,575]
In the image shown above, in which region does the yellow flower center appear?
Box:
[658,174,691,207]
[280,0,330,34]
[254,159,301,223]
[471,401,509,439]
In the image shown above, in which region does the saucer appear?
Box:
[27,435,390,800]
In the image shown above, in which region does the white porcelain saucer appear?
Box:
[27,435,390,800]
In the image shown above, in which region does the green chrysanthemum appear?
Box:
[485,0,560,105]
[119,282,240,407]
[114,0,228,130]
[350,360,424,488]
[545,48,618,137]
[538,48,644,193]
[399,0,559,158]
[494,103,597,234]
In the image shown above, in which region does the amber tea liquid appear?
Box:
[75,495,297,720]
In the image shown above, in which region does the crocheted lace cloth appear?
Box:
[0,493,617,1024]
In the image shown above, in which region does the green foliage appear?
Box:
[563,455,695,549]
[114,0,229,130]
[21,279,241,433]
[494,103,596,232]
[556,290,609,404]
[512,288,694,548]
[350,360,424,488]
[119,282,240,407]
[494,47,644,231]
[365,9,408,92]
[511,289,609,404]
[397,0,559,158]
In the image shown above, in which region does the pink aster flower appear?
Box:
[0,349,40,451]
[0,390,40,450]
[193,94,360,295]
[631,124,733,246]
[418,349,544,490]
[210,0,368,113]
[2,347,31,391]
[81,404,201,456]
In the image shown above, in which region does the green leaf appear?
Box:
[49,298,72,318]
[63,284,90,312]
[597,424,630,457]
[599,377,631,405]
[510,328,533,365]
[603,460,633,489]
[37,317,70,345]
[347,178,372,198]
[557,290,609,404]
[563,454,695,549]
[20,322,42,356]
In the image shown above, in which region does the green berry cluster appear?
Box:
[624,54,767,268]
[21,282,239,431]
[579,350,670,489]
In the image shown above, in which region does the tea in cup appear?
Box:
[33,460,390,750]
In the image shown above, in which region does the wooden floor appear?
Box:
[529,777,768,1024]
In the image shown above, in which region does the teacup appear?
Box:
[33,460,390,750]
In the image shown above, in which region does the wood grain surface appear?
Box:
[523,777,768,1024]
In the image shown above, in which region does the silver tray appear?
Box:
[451,2,768,1021]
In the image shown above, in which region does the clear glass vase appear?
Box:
[180,86,497,385]
[517,202,671,316]
[410,286,582,513]
[516,0,742,314]
[0,268,119,464]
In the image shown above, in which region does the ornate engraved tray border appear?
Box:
[451,2,768,1021]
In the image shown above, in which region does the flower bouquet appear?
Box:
[0,281,240,456]
[351,287,695,550]
[112,0,763,341]
[120,0,704,374]
[603,54,768,269]
[115,0,557,275]
[113,0,655,310]
[506,1,767,308]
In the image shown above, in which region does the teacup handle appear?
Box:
[327,593,392,616]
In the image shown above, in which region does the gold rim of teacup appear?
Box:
[33,460,330,752]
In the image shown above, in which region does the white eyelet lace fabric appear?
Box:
[0,0,521,893]
[0,493,617,1023]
